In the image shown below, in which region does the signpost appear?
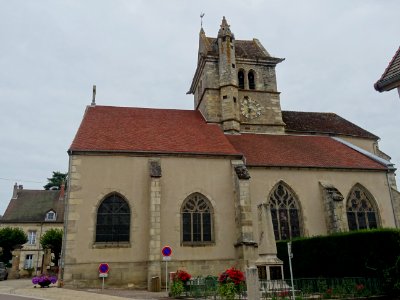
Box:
[287,243,295,300]
[161,246,172,292]
[99,263,110,290]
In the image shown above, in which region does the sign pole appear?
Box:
[288,242,295,300]
[102,276,105,290]
[165,259,168,292]
[161,246,172,293]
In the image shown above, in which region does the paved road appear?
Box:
[0,279,169,300]
[0,294,45,300]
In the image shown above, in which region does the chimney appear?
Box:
[12,183,18,199]
[59,182,65,201]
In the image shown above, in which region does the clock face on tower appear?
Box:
[240,98,262,119]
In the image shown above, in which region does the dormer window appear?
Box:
[45,210,56,221]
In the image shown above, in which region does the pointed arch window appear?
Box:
[238,70,245,89]
[248,70,255,90]
[96,193,130,243]
[346,185,379,231]
[269,183,301,241]
[181,193,213,245]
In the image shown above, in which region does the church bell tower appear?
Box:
[188,17,286,134]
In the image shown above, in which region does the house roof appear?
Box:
[1,189,64,223]
[375,46,400,92]
[69,106,241,156]
[282,111,379,140]
[227,134,386,170]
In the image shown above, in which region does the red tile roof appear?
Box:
[69,106,241,156]
[227,134,386,170]
[375,46,400,92]
[70,106,387,170]
[282,111,378,140]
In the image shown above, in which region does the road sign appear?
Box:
[99,263,110,274]
[161,246,172,257]
[162,256,172,261]
[99,273,108,278]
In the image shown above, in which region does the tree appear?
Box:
[0,227,27,264]
[40,229,63,267]
[43,171,67,190]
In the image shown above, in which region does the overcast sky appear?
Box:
[1,0,399,215]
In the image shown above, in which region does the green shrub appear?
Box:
[170,280,184,298]
[277,228,400,279]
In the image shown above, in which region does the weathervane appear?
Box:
[200,12,205,28]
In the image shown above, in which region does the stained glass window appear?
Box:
[269,183,302,241]
[96,193,130,243]
[181,193,213,245]
[346,186,378,231]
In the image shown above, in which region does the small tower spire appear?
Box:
[91,85,96,106]
[218,16,233,38]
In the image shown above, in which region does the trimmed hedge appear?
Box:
[276,229,400,279]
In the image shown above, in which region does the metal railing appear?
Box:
[260,277,385,299]
[170,277,384,299]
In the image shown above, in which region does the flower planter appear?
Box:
[32,274,57,288]
[38,280,51,288]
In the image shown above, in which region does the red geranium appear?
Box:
[218,267,245,285]
[174,270,191,282]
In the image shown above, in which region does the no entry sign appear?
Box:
[161,246,172,257]
[99,263,110,274]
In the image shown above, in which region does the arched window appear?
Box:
[181,193,213,245]
[248,70,255,90]
[96,193,130,243]
[346,185,379,231]
[268,182,301,241]
[238,70,245,89]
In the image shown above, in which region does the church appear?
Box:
[62,17,400,289]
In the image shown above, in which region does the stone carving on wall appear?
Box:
[234,165,251,180]
[149,160,162,178]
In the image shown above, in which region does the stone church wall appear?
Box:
[249,167,396,239]
[64,154,239,288]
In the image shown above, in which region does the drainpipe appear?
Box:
[36,222,43,275]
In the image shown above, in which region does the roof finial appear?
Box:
[218,16,232,38]
[91,85,96,106]
[200,12,205,29]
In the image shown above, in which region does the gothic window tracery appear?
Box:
[269,182,301,241]
[346,185,379,231]
[181,193,213,245]
[96,193,130,243]
[248,70,256,90]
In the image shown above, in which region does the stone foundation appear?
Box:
[63,259,239,288]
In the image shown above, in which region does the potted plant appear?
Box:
[170,270,191,298]
[218,267,245,299]
[32,274,57,288]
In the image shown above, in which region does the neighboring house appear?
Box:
[62,18,400,288]
[0,183,64,275]
[375,46,400,98]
